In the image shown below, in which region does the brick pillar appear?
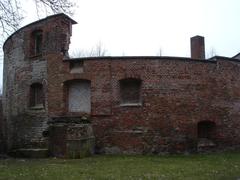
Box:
[191,36,205,59]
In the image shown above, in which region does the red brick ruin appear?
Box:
[2,14,240,157]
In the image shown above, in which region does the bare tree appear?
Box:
[156,48,163,56]
[0,0,75,39]
[92,41,107,57]
[207,47,217,58]
[70,42,108,58]
[34,0,74,18]
[0,0,23,37]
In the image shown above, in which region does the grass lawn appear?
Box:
[0,152,240,180]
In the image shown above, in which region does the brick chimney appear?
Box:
[190,35,205,59]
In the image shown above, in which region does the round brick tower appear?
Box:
[2,14,76,156]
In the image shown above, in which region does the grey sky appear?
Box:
[20,0,240,57]
[68,0,240,57]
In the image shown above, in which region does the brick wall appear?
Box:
[48,56,240,153]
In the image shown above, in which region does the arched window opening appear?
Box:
[120,78,142,105]
[30,83,44,108]
[67,80,91,113]
[31,30,43,55]
[197,121,216,139]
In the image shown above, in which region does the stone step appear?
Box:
[9,148,49,158]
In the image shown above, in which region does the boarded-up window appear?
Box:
[30,83,44,107]
[198,121,216,139]
[68,81,91,113]
[120,78,141,105]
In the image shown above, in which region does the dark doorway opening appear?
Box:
[197,121,216,139]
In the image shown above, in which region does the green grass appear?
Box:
[0,152,240,180]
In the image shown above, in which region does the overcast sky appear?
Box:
[71,0,240,57]
[22,0,240,58]
[1,0,240,89]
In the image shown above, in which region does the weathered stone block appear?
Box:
[48,117,95,158]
